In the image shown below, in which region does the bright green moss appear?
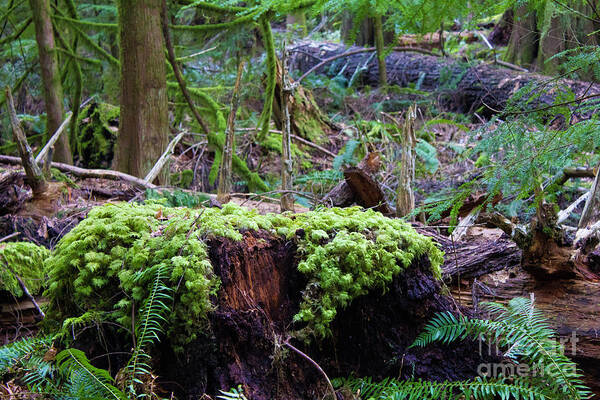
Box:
[0,242,50,297]
[44,203,443,346]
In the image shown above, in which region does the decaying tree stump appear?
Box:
[155,231,492,400]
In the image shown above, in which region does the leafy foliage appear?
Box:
[338,297,592,400]
[411,297,591,399]
[0,242,50,297]
[56,348,127,400]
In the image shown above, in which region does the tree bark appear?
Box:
[504,3,599,78]
[290,42,600,117]
[28,0,72,164]
[114,0,169,183]
[373,14,387,86]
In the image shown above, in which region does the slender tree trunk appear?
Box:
[373,15,387,86]
[114,0,168,183]
[504,2,599,78]
[217,60,245,204]
[28,0,72,163]
[280,50,294,212]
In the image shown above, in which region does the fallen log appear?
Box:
[452,269,600,393]
[0,154,156,189]
[290,42,600,116]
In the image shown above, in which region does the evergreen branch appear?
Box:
[170,11,258,32]
[257,14,276,141]
[0,17,31,46]
[53,14,117,30]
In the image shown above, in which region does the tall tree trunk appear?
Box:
[373,15,387,86]
[504,2,599,79]
[340,12,395,46]
[114,0,168,183]
[28,0,72,164]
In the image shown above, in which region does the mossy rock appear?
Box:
[44,203,444,346]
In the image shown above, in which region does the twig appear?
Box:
[0,232,20,243]
[235,127,336,158]
[144,131,186,184]
[0,259,45,319]
[283,340,336,399]
[290,134,336,158]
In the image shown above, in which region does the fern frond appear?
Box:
[56,348,126,400]
[342,375,567,400]
[125,264,173,394]
[0,335,52,373]
[410,298,592,399]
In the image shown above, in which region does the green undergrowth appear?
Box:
[43,202,443,347]
[0,242,50,297]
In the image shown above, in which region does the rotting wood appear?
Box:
[579,163,600,229]
[396,105,416,218]
[290,42,600,117]
[324,152,382,206]
[5,87,47,196]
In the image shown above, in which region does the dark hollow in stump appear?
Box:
[290,42,600,117]
[156,230,493,400]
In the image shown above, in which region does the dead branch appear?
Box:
[35,111,72,165]
[217,59,245,204]
[4,87,47,195]
[144,131,186,184]
[0,155,156,189]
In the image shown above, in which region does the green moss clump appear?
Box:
[285,207,444,339]
[170,169,194,189]
[0,242,50,297]
[75,101,119,168]
[44,203,443,346]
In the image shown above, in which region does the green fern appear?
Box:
[125,264,173,396]
[337,297,592,400]
[410,297,592,399]
[340,375,567,400]
[56,348,127,400]
[0,335,52,373]
[217,385,248,400]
